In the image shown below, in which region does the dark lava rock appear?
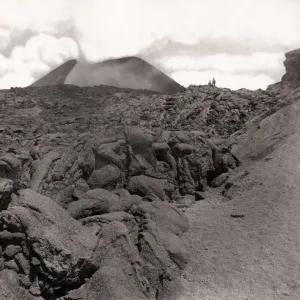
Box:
[210,172,229,188]
[195,191,206,201]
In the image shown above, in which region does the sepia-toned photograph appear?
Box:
[0,1,299,299]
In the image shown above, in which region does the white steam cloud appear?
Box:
[159,53,285,74]
[0,34,79,89]
[0,0,299,89]
[0,28,10,51]
[72,0,300,60]
[159,53,286,89]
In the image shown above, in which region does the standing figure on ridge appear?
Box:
[208,80,212,86]
[212,77,216,87]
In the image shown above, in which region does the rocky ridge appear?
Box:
[281,48,300,88]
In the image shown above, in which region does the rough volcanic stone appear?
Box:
[4,245,22,258]
[210,172,229,187]
[88,164,122,189]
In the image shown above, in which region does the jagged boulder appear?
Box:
[59,221,149,300]
[282,48,300,88]
[67,188,140,219]
[65,197,190,300]
[80,210,140,244]
[209,172,229,187]
[152,142,171,161]
[0,153,21,181]
[25,135,96,205]
[0,190,188,300]
[0,189,99,298]
[125,126,157,169]
[67,188,120,219]
[133,200,190,299]
[136,201,189,237]
[157,131,214,194]
[92,137,126,170]
[0,151,31,192]
[88,164,123,189]
[128,175,168,201]
[54,178,90,208]
[29,151,60,192]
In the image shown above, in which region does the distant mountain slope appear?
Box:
[31,59,77,87]
[31,56,184,94]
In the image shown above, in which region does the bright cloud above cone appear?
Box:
[0,0,299,89]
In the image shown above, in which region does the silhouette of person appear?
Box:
[212,77,216,87]
[208,80,212,86]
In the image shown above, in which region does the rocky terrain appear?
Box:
[281,48,300,89]
[31,57,184,94]
[0,48,300,300]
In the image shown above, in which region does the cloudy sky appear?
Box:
[0,0,299,90]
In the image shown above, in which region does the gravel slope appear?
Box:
[179,100,300,300]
